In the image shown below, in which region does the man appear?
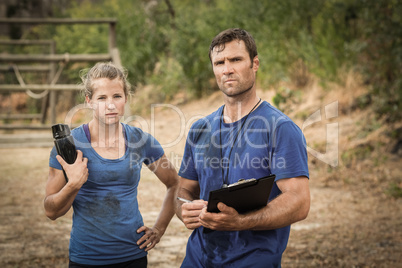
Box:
[176,28,310,267]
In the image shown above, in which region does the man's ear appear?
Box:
[253,56,259,72]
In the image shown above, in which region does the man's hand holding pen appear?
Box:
[178,197,208,230]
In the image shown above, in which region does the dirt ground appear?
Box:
[0,85,401,267]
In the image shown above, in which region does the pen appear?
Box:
[177,197,193,203]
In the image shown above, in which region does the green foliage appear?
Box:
[272,86,302,113]
[20,0,402,121]
[354,0,402,122]
[167,1,217,97]
[386,182,402,198]
[148,57,189,98]
[116,0,171,86]
[341,144,374,167]
[272,87,293,109]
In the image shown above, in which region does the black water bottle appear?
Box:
[52,124,77,182]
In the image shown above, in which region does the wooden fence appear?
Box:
[0,18,121,131]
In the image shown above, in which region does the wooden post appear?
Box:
[109,21,117,54]
[41,41,57,124]
[49,90,56,125]
[50,42,57,125]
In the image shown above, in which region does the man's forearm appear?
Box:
[240,188,310,231]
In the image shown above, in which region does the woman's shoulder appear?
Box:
[122,123,154,141]
[123,123,163,151]
[70,124,92,146]
[122,123,145,134]
[70,124,85,137]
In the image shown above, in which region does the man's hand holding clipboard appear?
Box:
[203,174,276,233]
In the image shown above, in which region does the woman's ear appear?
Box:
[85,96,93,109]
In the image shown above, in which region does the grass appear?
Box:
[386,182,402,199]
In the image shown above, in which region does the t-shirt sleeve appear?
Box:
[142,133,165,165]
[270,121,309,181]
[49,146,62,170]
[178,133,198,181]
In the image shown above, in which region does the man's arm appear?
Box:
[175,177,207,230]
[198,176,310,231]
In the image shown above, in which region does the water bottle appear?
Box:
[52,124,77,182]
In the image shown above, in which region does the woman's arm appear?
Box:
[44,150,88,220]
[136,154,179,251]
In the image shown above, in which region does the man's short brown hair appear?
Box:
[209,28,258,63]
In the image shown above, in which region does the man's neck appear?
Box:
[223,94,261,123]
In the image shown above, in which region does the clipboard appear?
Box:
[206,174,276,214]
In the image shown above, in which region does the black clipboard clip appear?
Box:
[227,178,257,190]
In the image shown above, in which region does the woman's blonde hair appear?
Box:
[80,62,131,99]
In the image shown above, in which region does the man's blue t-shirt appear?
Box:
[49,124,164,265]
[178,101,309,267]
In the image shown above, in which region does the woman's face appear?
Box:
[86,78,127,126]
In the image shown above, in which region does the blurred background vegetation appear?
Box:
[1,2,402,266]
[1,0,401,122]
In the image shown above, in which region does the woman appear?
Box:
[44,62,179,267]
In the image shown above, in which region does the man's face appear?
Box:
[211,40,259,97]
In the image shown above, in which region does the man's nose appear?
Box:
[223,61,234,74]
